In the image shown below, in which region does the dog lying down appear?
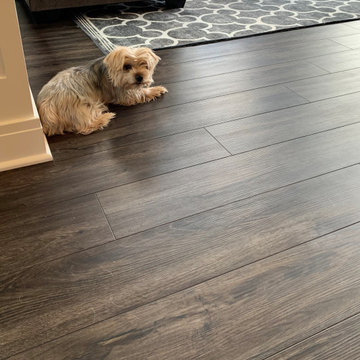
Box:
[37,46,167,136]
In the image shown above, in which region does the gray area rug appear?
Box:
[76,0,360,53]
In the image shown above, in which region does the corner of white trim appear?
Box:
[0,90,53,172]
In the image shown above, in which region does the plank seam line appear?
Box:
[203,127,232,155]
[7,218,360,360]
[262,312,360,360]
[3,164,360,293]
[95,193,116,241]
[50,89,360,164]
[208,120,360,157]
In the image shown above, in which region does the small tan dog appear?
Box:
[37,46,167,135]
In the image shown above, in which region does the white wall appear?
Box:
[0,0,52,172]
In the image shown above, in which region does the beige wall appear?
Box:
[0,0,52,172]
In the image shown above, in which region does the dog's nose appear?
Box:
[135,75,143,84]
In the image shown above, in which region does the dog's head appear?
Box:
[103,46,161,89]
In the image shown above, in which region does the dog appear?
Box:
[36,46,167,135]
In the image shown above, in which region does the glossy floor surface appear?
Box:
[1,2,360,359]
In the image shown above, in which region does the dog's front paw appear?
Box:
[145,86,168,102]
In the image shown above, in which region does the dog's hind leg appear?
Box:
[78,112,115,135]
[37,97,64,136]
[73,101,115,135]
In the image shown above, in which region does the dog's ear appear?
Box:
[139,47,161,69]
[103,46,129,86]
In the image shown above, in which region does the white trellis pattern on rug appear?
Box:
[76,0,360,53]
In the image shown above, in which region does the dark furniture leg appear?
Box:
[165,0,186,8]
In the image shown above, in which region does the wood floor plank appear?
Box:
[0,195,114,278]
[332,33,360,49]
[206,92,360,154]
[268,314,360,360]
[2,166,360,358]
[19,21,102,96]
[308,48,360,72]
[9,6,360,359]
[156,39,347,83]
[135,61,326,113]
[47,84,306,161]
[98,123,360,239]
[9,220,360,360]
[0,129,228,212]
[286,68,360,101]
[157,22,358,66]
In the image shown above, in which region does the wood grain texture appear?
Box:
[9,221,360,360]
[47,84,307,161]
[98,123,360,238]
[0,195,114,278]
[8,5,360,359]
[206,92,360,154]
[0,129,228,212]
[138,60,326,112]
[286,67,360,101]
[2,166,360,358]
[268,314,360,360]
[19,21,102,97]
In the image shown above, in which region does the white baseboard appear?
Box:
[0,90,53,172]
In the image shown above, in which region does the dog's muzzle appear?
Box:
[135,75,143,84]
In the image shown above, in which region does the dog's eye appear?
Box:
[123,64,132,71]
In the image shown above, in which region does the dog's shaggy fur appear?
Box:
[37,46,167,135]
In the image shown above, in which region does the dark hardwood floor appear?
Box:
[1,2,360,359]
